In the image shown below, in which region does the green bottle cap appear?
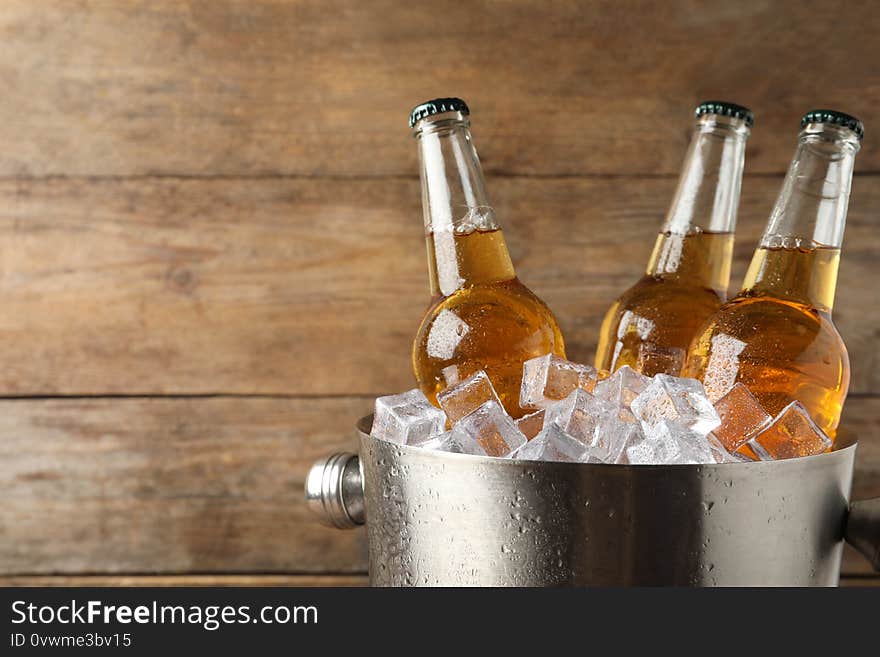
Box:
[801,109,863,140]
[409,98,470,128]
[695,101,754,127]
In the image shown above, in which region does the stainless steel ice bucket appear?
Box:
[307,416,880,586]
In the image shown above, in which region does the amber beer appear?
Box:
[595,102,752,377]
[409,98,565,417]
[686,110,863,439]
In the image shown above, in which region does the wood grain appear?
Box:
[0,574,369,587]
[0,396,371,575]
[0,174,876,396]
[1,395,877,576]
[840,577,880,587]
[0,0,878,177]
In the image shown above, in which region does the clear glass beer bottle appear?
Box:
[685,110,863,439]
[410,98,565,417]
[595,102,752,376]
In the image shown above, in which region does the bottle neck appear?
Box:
[647,114,749,290]
[415,114,514,297]
[741,123,860,311]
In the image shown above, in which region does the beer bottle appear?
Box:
[595,102,753,377]
[685,110,863,439]
[410,98,565,417]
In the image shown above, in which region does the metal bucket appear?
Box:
[307,416,880,586]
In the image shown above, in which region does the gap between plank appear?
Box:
[0,392,378,401]
[0,570,368,578]
[0,171,877,183]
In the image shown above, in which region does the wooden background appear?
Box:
[1,0,878,587]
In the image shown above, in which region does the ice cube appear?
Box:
[432,430,486,455]
[593,418,644,464]
[513,424,590,462]
[449,400,527,457]
[543,388,613,445]
[746,401,832,460]
[520,354,599,410]
[690,427,719,461]
[626,420,714,465]
[589,370,640,425]
[733,443,761,461]
[515,409,546,440]
[630,374,720,435]
[712,383,772,452]
[654,420,715,463]
[415,430,453,450]
[593,365,650,408]
[437,370,501,424]
[637,342,686,376]
[706,432,740,463]
[371,389,447,445]
[624,438,660,465]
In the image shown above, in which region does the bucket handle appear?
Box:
[304,453,365,529]
[846,497,880,571]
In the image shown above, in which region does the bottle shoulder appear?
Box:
[412,278,566,412]
[414,279,564,357]
[689,294,848,374]
[703,294,841,336]
[604,276,725,321]
[422,278,556,319]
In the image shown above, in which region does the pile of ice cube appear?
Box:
[370,354,833,464]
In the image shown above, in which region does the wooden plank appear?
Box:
[0,396,371,575]
[840,576,880,587]
[0,574,368,587]
[1,395,877,576]
[0,0,878,177]
[0,174,877,396]
[841,546,880,578]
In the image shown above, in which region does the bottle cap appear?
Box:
[409,98,470,128]
[695,101,754,127]
[801,109,864,140]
